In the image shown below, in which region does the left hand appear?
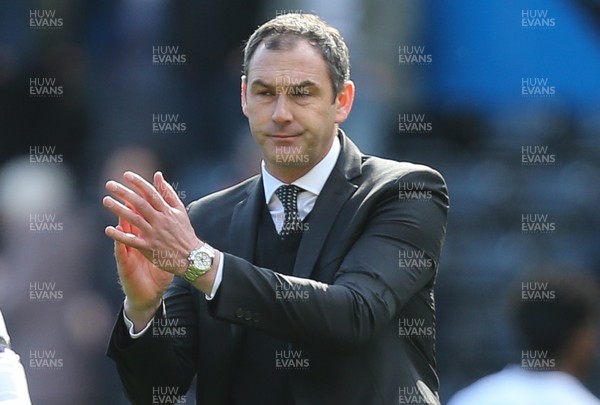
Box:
[103,171,200,276]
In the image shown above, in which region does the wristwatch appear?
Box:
[182,243,215,282]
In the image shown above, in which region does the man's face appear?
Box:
[241,39,354,179]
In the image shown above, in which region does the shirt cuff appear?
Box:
[205,252,224,300]
[123,300,164,339]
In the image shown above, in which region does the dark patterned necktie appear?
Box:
[274,185,303,236]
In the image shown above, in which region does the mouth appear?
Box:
[269,133,302,139]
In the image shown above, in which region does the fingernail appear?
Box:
[106,181,117,192]
[104,197,114,207]
[124,172,134,181]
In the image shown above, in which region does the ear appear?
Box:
[241,75,249,117]
[334,80,355,124]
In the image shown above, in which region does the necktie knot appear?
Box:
[275,185,302,212]
[274,185,303,236]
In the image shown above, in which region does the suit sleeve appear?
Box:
[209,168,449,351]
[106,278,199,405]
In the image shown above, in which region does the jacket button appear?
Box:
[252,313,260,323]
[235,308,244,318]
[243,310,252,321]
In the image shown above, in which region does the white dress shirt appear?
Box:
[0,309,32,405]
[262,135,341,232]
[448,365,600,405]
[125,136,341,338]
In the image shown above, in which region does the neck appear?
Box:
[265,165,312,184]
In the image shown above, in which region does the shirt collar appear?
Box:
[262,134,341,203]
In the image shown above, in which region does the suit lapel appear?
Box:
[228,176,263,261]
[293,168,357,278]
[293,132,362,278]
[227,132,363,280]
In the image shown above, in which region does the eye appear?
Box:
[292,87,311,98]
[252,87,273,97]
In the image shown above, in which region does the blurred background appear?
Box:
[1,0,599,403]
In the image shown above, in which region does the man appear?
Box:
[448,273,600,405]
[104,13,448,405]
[0,308,32,404]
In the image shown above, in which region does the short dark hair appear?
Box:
[512,272,598,360]
[243,13,350,97]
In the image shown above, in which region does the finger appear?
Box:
[105,225,147,251]
[113,236,128,265]
[119,207,145,242]
[105,180,157,222]
[114,222,139,260]
[121,204,146,238]
[118,215,132,235]
[154,171,185,210]
[112,223,137,272]
[116,217,135,256]
[103,196,151,233]
[123,171,167,212]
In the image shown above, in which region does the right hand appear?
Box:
[113,215,173,326]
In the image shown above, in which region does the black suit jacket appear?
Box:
[107,132,449,405]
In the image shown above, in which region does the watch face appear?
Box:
[192,252,212,270]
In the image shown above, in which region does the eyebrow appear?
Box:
[250,79,318,89]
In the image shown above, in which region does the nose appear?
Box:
[271,95,293,124]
